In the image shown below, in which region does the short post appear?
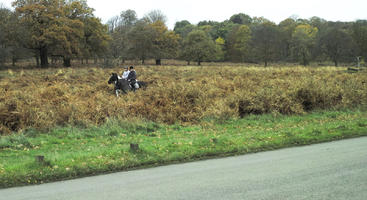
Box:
[130,143,139,151]
[35,155,45,163]
[357,56,361,68]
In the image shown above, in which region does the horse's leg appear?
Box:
[131,82,136,92]
[114,84,120,97]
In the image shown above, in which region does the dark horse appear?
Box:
[108,73,147,97]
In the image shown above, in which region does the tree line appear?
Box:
[1,0,367,67]
[0,0,109,67]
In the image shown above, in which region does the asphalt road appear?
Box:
[1,137,367,200]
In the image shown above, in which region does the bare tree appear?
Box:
[144,10,167,24]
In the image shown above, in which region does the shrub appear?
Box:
[0,66,366,134]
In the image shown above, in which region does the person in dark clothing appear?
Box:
[127,66,137,91]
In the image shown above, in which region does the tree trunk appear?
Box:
[40,47,48,68]
[142,59,145,64]
[197,60,201,66]
[334,60,338,67]
[94,57,98,64]
[86,58,89,64]
[35,55,40,67]
[264,60,268,67]
[155,59,161,65]
[63,57,71,67]
[187,60,190,65]
[302,52,308,66]
[12,57,16,67]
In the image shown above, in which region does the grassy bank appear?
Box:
[1,109,367,188]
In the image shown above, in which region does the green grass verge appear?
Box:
[1,109,367,188]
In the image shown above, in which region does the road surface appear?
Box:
[1,137,367,200]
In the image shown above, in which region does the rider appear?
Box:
[122,66,130,79]
[127,65,137,91]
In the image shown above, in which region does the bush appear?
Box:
[0,65,366,134]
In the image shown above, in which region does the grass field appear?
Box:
[1,110,367,188]
[0,65,367,188]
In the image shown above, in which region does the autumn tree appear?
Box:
[352,20,367,62]
[318,27,356,66]
[174,20,196,40]
[215,37,225,61]
[81,16,110,64]
[0,7,10,65]
[309,16,327,31]
[150,21,180,65]
[174,20,191,34]
[12,0,60,67]
[13,0,109,67]
[127,20,155,64]
[0,7,13,65]
[107,9,137,62]
[0,5,33,66]
[58,1,88,66]
[252,17,272,25]
[229,13,252,25]
[250,21,280,66]
[181,30,219,65]
[199,25,213,34]
[278,18,297,61]
[290,24,318,66]
[56,0,109,66]
[209,20,236,41]
[226,25,252,62]
[197,20,218,27]
[120,9,138,27]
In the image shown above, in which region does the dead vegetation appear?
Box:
[1,65,366,134]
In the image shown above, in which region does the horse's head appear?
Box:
[108,73,118,84]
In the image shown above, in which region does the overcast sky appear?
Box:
[1,0,366,29]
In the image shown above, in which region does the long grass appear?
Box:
[1,65,366,134]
